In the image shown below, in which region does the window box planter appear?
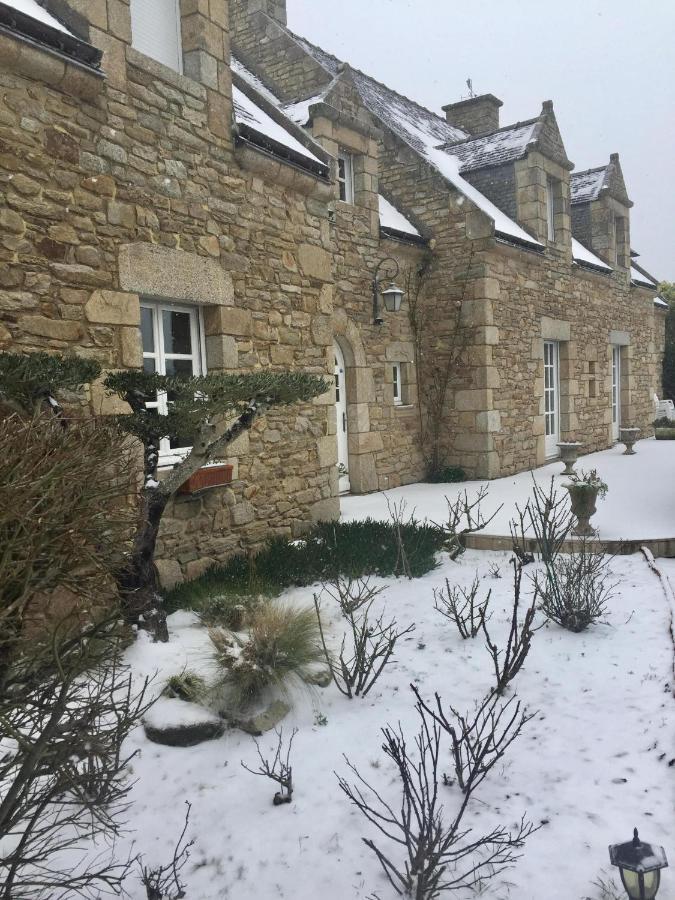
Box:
[177,464,233,496]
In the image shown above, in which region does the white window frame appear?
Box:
[543,340,560,457]
[546,177,556,242]
[392,362,402,406]
[337,149,355,204]
[130,0,183,74]
[141,301,206,467]
[611,345,621,440]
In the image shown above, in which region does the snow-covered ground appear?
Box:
[342,438,675,541]
[119,537,675,899]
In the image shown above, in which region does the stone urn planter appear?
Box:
[619,427,640,455]
[557,441,583,475]
[565,469,608,537]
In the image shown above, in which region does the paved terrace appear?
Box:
[341,438,675,557]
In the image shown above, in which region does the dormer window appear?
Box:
[546,177,556,242]
[337,150,355,203]
[130,0,183,73]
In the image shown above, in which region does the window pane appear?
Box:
[141,307,155,353]
[165,357,195,378]
[143,357,156,374]
[162,310,193,355]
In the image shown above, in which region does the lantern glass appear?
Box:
[382,283,404,312]
[620,869,661,900]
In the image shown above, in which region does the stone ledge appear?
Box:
[464,533,675,559]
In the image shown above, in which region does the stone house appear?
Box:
[0,0,666,582]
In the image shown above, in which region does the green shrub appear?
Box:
[164,671,207,703]
[425,465,466,484]
[210,602,323,709]
[165,519,445,613]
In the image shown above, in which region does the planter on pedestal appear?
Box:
[557,442,583,475]
[565,484,600,536]
[619,427,640,455]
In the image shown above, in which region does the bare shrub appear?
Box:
[0,619,152,899]
[385,497,413,578]
[210,601,323,709]
[139,801,193,899]
[437,487,502,560]
[315,581,414,699]
[241,727,298,805]
[320,574,384,617]
[535,542,616,632]
[411,686,535,793]
[524,477,573,564]
[482,558,540,696]
[337,694,538,897]
[434,575,491,639]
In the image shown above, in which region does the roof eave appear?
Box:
[379,225,428,246]
[234,126,330,180]
[0,2,101,68]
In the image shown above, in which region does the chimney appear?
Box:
[442,94,503,137]
[236,0,286,25]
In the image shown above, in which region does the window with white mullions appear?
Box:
[140,302,205,466]
[392,363,402,405]
[611,345,621,440]
[337,150,354,203]
[543,340,560,457]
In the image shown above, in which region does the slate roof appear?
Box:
[570,166,607,204]
[232,57,330,178]
[442,119,539,172]
[287,29,468,152]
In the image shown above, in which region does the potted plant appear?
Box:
[653,416,675,440]
[178,462,234,496]
[565,468,608,536]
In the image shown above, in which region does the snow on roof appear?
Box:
[654,296,669,309]
[446,120,539,172]
[287,29,468,152]
[571,237,612,271]
[630,264,658,288]
[232,85,323,167]
[231,57,280,105]
[425,146,543,248]
[282,28,541,249]
[570,166,607,204]
[0,0,72,34]
[378,194,420,237]
[282,92,327,126]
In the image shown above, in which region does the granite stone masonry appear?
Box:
[0,0,666,584]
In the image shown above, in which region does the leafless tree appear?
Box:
[241,728,298,805]
[314,587,414,699]
[138,801,194,899]
[411,686,535,793]
[436,488,502,560]
[433,575,491,639]
[481,557,541,696]
[337,695,538,898]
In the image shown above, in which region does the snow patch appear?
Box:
[378,194,420,236]
[233,85,323,166]
[572,237,612,271]
[1,0,72,34]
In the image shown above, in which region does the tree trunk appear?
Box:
[117,488,170,642]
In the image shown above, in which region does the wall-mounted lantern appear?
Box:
[373,257,405,324]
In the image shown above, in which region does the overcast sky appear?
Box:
[287,0,674,281]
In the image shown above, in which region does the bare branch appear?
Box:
[241,728,297,805]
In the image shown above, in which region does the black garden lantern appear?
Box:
[609,828,668,899]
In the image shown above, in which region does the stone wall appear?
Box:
[0,1,343,584]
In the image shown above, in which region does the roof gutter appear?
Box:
[0,2,101,68]
[234,127,330,181]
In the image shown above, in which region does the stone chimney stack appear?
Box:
[442,94,503,136]
[233,0,287,25]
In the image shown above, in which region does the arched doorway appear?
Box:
[334,341,350,493]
